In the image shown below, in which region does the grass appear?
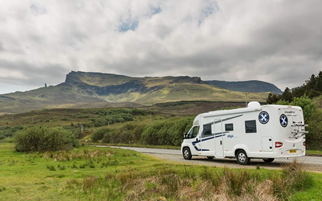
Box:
[87,143,181,150]
[306,150,322,156]
[0,143,321,200]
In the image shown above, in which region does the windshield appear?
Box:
[187,126,199,138]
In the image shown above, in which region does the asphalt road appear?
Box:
[100,146,322,172]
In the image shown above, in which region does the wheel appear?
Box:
[263,158,274,163]
[207,156,214,160]
[183,148,192,160]
[236,150,250,165]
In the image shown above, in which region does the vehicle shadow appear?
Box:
[190,157,290,168]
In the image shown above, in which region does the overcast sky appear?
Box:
[0,0,321,94]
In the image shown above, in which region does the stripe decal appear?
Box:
[192,133,228,151]
[191,114,243,152]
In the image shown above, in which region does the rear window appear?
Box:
[245,120,257,133]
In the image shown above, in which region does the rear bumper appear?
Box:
[271,148,305,158]
[247,149,305,159]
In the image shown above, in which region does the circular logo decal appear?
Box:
[280,114,288,127]
[259,111,269,124]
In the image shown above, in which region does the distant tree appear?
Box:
[45,83,47,88]
[266,93,279,104]
[281,87,293,102]
[266,71,322,102]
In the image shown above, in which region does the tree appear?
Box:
[266,93,279,104]
[281,87,293,102]
[45,83,47,88]
[266,71,322,102]
[291,95,317,121]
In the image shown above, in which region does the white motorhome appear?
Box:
[181,101,307,165]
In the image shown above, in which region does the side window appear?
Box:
[245,120,257,133]
[202,124,213,138]
[225,123,233,131]
[187,126,199,138]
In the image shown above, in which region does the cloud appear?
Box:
[0,0,321,94]
[0,59,67,86]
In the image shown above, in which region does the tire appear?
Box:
[263,158,274,163]
[183,148,192,160]
[207,156,214,160]
[236,150,250,165]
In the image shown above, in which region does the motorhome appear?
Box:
[181,101,307,165]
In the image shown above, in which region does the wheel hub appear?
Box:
[238,153,246,162]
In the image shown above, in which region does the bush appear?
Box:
[306,110,322,150]
[14,126,79,152]
[0,134,5,140]
[92,117,193,146]
[91,128,111,142]
[291,95,317,121]
[277,95,317,122]
[140,117,193,146]
[0,126,23,139]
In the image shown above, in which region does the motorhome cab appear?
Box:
[181,101,307,165]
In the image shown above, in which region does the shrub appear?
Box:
[277,95,317,121]
[0,126,23,139]
[93,117,193,146]
[14,126,79,152]
[91,128,111,142]
[291,95,317,121]
[140,117,193,146]
[307,110,322,150]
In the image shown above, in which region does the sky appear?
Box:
[0,0,321,94]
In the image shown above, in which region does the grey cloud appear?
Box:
[0,41,4,52]
[0,59,68,86]
[0,0,322,94]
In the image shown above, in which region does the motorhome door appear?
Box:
[199,123,215,156]
[213,119,224,157]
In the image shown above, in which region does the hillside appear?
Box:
[206,80,282,94]
[0,71,268,113]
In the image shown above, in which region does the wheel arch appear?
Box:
[182,146,191,153]
[233,144,250,157]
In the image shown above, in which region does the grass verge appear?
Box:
[306,150,322,156]
[86,143,181,150]
[0,143,321,200]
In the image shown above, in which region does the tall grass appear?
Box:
[64,160,314,201]
[272,160,314,200]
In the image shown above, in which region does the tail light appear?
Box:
[303,141,306,146]
[275,142,283,148]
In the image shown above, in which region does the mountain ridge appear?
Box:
[206,80,282,94]
[0,71,273,113]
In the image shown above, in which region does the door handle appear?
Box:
[220,141,222,145]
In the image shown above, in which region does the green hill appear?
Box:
[206,80,282,94]
[0,71,268,113]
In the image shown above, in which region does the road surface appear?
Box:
[98,146,322,172]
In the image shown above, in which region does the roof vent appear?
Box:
[248,101,260,108]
